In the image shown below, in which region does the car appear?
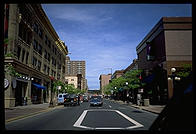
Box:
[57,93,67,105]
[64,94,80,106]
[83,95,89,102]
[90,96,103,106]
[63,94,71,106]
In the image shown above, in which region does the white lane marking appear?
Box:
[73,109,144,129]
[115,110,144,129]
[73,110,90,129]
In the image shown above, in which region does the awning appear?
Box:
[32,83,46,90]
[143,74,155,83]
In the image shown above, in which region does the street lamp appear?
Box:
[168,67,181,96]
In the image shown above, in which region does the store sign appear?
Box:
[4,79,9,89]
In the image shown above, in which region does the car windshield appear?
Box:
[90,96,101,100]
[4,4,193,131]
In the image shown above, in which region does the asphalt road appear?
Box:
[5,99,158,130]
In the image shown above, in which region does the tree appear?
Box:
[123,69,145,90]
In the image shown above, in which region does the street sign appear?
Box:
[4,79,9,89]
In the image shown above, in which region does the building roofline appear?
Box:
[136,17,192,54]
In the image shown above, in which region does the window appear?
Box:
[44,50,47,59]
[33,40,38,51]
[47,53,50,62]
[57,73,60,80]
[22,49,25,62]
[38,60,41,71]
[55,48,57,55]
[26,52,29,64]
[43,64,47,73]
[45,35,48,45]
[52,45,54,53]
[54,71,56,77]
[47,67,50,75]
[38,44,42,55]
[71,79,74,81]
[62,66,65,73]
[38,28,43,39]
[32,57,37,67]
[48,40,51,48]
[17,46,21,60]
[33,23,38,34]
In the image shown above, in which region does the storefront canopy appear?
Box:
[33,83,46,90]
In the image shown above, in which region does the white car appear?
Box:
[57,93,67,105]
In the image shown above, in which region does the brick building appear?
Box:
[136,17,192,104]
[99,74,112,95]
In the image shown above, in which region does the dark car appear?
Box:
[64,94,79,106]
[90,96,103,106]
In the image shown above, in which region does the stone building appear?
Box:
[136,17,192,104]
[4,4,68,108]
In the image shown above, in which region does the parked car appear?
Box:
[64,94,79,106]
[57,93,67,105]
[90,96,103,106]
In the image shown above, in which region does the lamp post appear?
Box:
[168,67,181,97]
[125,82,129,103]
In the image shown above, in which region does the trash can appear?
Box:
[144,99,150,106]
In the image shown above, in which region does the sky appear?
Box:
[42,4,192,90]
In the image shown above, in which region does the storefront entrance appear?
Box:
[15,80,28,106]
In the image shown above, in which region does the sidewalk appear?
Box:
[5,103,63,123]
[112,99,165,114]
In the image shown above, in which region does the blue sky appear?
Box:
[42,4,191,90]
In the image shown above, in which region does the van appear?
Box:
[57,93,67,105]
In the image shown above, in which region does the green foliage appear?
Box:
[52,80,66,93]
[123,69,144,90]
[103,69,145,94]
[5,64,22,77]
[4,38,9,44]
[5,52,17,58]
[176,64,192,78]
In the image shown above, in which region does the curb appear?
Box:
[111,99,161,114]
[130,105,160,114]
[5,105,64,123]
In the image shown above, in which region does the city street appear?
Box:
[6,99,158,130]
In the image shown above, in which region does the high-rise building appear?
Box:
[65,56,86,90]
[4,4,68,108]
